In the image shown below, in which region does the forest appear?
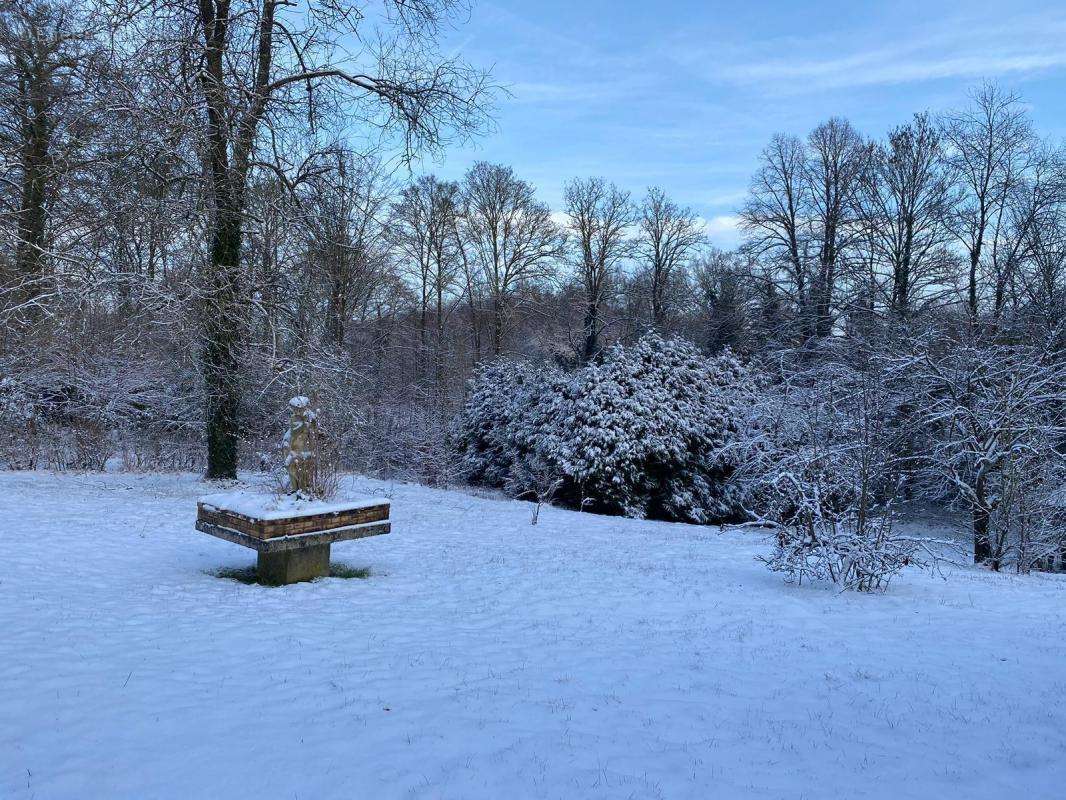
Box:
[2,1,1064,582]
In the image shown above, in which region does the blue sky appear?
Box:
[423,0,1066,248]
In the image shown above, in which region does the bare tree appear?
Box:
[741,122,866,339]
[693,249,750,353]
[1018,158,1066,340]
[740,134,810,328]
[986,143,1065,324]
[638,186,705,329]
[895,337,1066,568]
[301,151,392,348]
[564,177,633,362]
[390,174,462,415]
[0,1,98,320]
[805,118,868,338]
[859,113,953,317]
[459,162,564,355]
[942,84,1035,320]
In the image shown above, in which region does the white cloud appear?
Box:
[699,215,743,250]
[722,50,1066,92]
[696,13,1066,93]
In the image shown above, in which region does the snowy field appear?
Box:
[2,472,1065,800]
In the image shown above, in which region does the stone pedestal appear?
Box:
[257,544,330,586]
[196,493,390,587]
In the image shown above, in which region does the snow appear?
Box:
[199,491,387,521]
[2,471,1065,799]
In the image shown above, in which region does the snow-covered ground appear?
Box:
[2,472,1065,800]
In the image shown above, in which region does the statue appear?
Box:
[285,396,317,495]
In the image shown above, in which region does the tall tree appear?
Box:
[742,122,866,339]
[986,143,1065,324]
[390,174,462,415]
[859,112,953,317]
[1018,154,1066,341]
[638,186,705,329]
[563,177,633,362]
[740,134,811,332]
[942,84,1035,320]
[459,162,563,355]
[0,1,96,319]
[302,152,391,348]
[694,249,749,353]
[805,117,868,338]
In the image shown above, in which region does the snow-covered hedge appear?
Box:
[0,350,204,472]
[452,334,754,523]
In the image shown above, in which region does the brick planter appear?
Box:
[196,493,391,585]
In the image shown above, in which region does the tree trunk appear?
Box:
[419,282,429,346]
[491,296,505,356]
[972,479,992,566]
[468,291,482,363]
[328,266,346,347]
[894,242,911,318]
[583,297,600,363]
[16,92,50,311]
[813,262,835,338]
[435,282,446,425]
[651,265,664,329]
[203,200,243,479]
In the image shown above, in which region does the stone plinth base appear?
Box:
[257,544,331,585]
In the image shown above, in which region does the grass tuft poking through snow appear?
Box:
[329,563,373,580]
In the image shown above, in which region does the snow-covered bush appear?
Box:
[451,359,561,489]
[0,375,41,469]
[762,514,917,592]
[452,334,754,523]
[891,338,1066,571]
[0,367,116,471]
[739,359,919,591]
[0,345,204,473]
[998,458,1066,573]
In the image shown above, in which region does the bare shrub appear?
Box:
[762,510,919,592]
[739,355,921,591]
